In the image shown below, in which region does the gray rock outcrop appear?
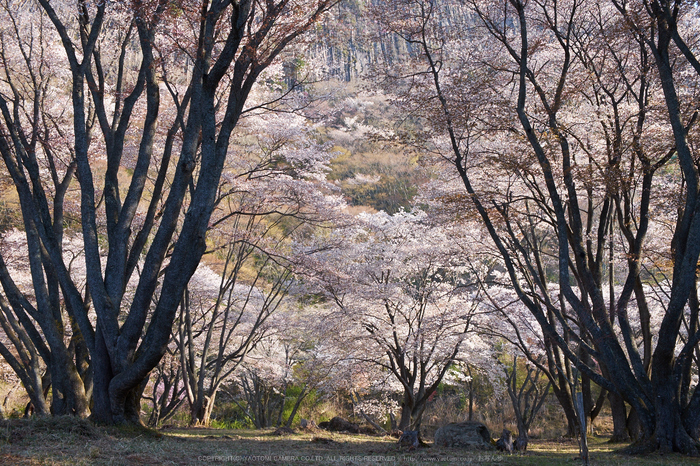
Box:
[433,421,495,450]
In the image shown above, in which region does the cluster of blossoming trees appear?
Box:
[0,0,699,456]
[370,0,700,454]
[0,0,338,425]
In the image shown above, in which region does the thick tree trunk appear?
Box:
[515,429,528,451]
[644,377,699,454]
[398,392,427,431]
[94,381,145,425]
[608,391,630,442]
[190,401,208,426]
[49,348,90,417]
[190,393,216,426]
[398,402,412,431]
[91,329,114,424]
[90,328,148,425]
[124,384,146,424]
[626,407,642,442]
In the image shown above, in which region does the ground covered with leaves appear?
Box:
[0,417,698,465]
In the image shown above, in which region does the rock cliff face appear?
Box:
[304,0,408,82]
[300,0,473,82]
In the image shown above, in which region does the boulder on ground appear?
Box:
[300,419,318,431]
[318,417,361,433]
[433,421,495,450]
[271,426,295,436]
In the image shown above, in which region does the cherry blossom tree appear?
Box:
[373,0,700,453]
[0,229,52,416]
[501,352,552,451]
[611,0,700,453]
[144,346,185,427]
[177,257,290,427]
[173,110,340,426]
[307,210,484,431]
[0,0,337,424]
[216,297,344,429]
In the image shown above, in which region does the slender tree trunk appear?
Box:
[551,381,578,437]
[468,383,474,422]
[285,388,308,428]
[91,328,114,424]
[627,407,642,442]
[467,366,474,422]
[23,372,50,417]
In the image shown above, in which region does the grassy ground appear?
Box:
[1,417,698,465]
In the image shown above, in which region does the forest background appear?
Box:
[0,0,699,461]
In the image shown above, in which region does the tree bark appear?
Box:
[608,391,630,442]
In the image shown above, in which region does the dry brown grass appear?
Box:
[1,417,699,465]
